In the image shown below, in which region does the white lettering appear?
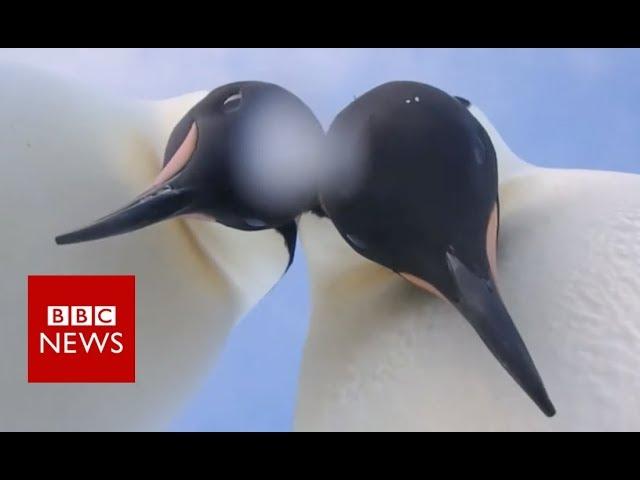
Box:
[40,332,60,353]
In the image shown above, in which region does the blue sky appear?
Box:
[4,48,639,430]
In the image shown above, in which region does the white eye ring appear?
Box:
[223,92,243,112]
[245,218,267,227]
[346,233,367,250]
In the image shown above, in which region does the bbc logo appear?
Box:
[28,275,135,383]
[47,306,116,326]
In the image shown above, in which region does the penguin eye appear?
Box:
[473,137,486,165]
[245,218,267,228]
[223,91,243,113]
[346,233,367,250]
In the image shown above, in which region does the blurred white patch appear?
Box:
[233,97,324,215]
[320,117,369,203]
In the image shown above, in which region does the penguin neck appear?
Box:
[298,212,397,297]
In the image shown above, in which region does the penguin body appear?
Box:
[0,64,293,430]
[319,82,554,416]
[295,97,640,431]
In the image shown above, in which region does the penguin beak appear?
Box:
[446,252,556,417]
[55,181,196,245]
[56,121,201,245]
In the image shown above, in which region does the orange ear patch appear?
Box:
[399,272,448,301]
[399,202,499,302]
[486,203,498,282]
[152,122,198,187]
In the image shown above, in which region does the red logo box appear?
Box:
[28,275,135,383]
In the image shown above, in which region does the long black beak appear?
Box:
[55,183,195,245]
[446,252,556,417]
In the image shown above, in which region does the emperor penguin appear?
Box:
[296,81,640,431]
[0,63,321,431]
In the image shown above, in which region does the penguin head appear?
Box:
[320,81,555,417]
[55,81,323,261]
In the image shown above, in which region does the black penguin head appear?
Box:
[322,82,497,296]
[321,81,555,417]
[55,81,324,262]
